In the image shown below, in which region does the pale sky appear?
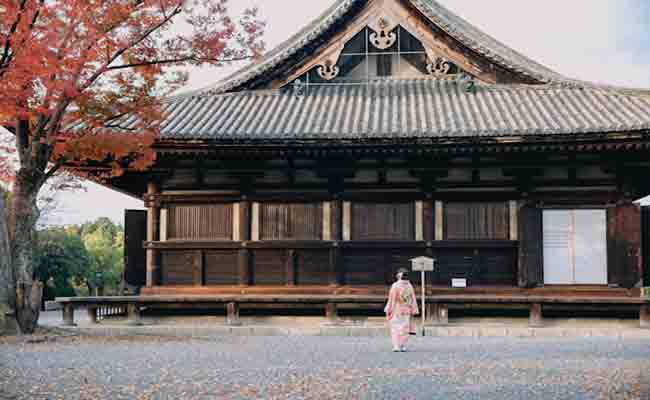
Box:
[47,0,650,225]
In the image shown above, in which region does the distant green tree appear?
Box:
[33,218,125,304]
[34,228,90,304]
[77,218,124,296]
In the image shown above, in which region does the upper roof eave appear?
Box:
[177,0,579,99]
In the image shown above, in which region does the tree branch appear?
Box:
[106,55,253,70]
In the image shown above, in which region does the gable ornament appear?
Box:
[317,60,340,81]
[426,56,452,76]
[369,18,397,50]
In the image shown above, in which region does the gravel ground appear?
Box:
[1,333,649,400]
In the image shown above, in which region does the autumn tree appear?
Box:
[0,0,264,333]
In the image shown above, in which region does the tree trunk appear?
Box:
[0,191,15,333]
[10,169,44,334]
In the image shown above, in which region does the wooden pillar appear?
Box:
[286,249,296,286]
[159,208,168,242]
[329,247,341,286]
[325,302,338,323]
[330,200,342,241]
[239,201,251,241]
[146,182,160,287]
[342,202,351,241]
[322,201,332,240]
[238,201,251,287]
[238,249,250,286]
[62,304,75,327]
[127,303,141,326]
[425,303,439,326]
[435,201,444,240]
[509,200,519,241]
[415,200,424,241]
[232,202,241,241]
[226,302,241,326]
[192,250,203,286]
[87,307,98,324]
[529,303,544,327]
[437,303,449,325]
[641,304,650,329]
[251,202,260,241]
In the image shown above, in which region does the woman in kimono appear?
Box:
[384,268,419,352]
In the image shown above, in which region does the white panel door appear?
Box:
[543,210,573,284]
[574,210,607,284]
[543,209,608,285]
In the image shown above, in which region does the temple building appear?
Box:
[88,0,650,323]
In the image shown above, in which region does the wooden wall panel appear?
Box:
[204,251,239,285]
[434,250,475,285]
[342,250,386,285]
[433,248,517,286]
[168,204,233,240]
[351,203,414,240]
[295,250,330,285]
[124,210,147,286]
[607,204,642,288]
[260,203,322,240]
[518,204,543,288]
[444,202,509,240]
[641,206,650,286]
[477,248,517,286]
[252,249,287,285]
[161,251,196,285]
[423,201,434,242]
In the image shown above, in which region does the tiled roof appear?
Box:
[144,78,650,141]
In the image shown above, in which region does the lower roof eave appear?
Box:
[153,130,650,154]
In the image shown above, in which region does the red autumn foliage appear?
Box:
[0,0,265,182]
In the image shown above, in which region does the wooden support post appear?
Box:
[232,202,241,241]
[193,250,203,286]
[415,200,424,241]
[239,201,251,241]
[529,303,544,327]
[226,302,241,326]
[322,201,332,240]
[426,303,439,326]
[251,202,260,241]
[146,182,159,287]
[329,247,341,286]
[437,304,449,325]
[641,304,650,329]
[342,202,351,241]
[159,209,168,241]
[325,302,338,324]
[509,200,519,241]
[286,249,296,286]
[62,304,75,327]
[87,307,98,324]
[127,303,142,326]
[435,201,444,240]
[238,249,250,286]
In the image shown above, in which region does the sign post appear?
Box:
[410,256,435,335]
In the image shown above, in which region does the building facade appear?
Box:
[108,0,650,302]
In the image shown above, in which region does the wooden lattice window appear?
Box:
[444,202,510,240]
[260,203,322,240]
[352,203,414,241]
[167,204,233,240]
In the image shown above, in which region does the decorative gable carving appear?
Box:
[275,0,498,89]
[369,17,397,50]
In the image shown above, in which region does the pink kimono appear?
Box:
[384,280,419,350]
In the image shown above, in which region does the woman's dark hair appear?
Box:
[397,268,409,280]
